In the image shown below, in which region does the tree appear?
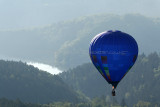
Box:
[121,98,127,107]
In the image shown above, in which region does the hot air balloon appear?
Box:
[89,30,138,96]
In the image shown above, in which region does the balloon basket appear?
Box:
[112,86,116,96]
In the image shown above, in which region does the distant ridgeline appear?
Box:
[0,14,160,70]
[0,60,80,104]
[60,52,160,106]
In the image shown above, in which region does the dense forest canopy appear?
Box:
[1,97,159,107]
[0,60,80,104]
[60,52,160,106]
[0,52,159,106]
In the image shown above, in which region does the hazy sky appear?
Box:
[0,0,159,72]
[0,0,159,29]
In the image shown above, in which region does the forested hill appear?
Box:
[0,14,160,70]
[60,52,160,106]
[0,60,80,104]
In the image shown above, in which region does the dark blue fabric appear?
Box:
[89,30,138,85]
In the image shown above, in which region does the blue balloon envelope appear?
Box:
[89,30,138,89]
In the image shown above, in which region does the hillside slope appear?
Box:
[0,60,80,104]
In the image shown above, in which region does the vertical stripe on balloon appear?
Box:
[96,65,108,81]
[97,66,103,74]
[104,67,111,81]
[101,56,111,81]
[101,56,107,64]
[94,59,105,78]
